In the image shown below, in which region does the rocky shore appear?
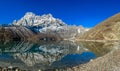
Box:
[65,49,120,71]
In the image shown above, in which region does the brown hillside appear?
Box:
[32,33,63,43]
[0,26,62,42]
[79,13,120,40]
[0,26,35,41]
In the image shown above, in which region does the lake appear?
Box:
[0,41,119,71]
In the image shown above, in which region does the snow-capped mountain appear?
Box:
[12,12,90,38]
[13,12,67,32]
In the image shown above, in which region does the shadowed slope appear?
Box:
[0,26,35,41]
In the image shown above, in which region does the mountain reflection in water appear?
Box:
[0,41,119,71]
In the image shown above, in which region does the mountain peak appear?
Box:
[24,12,53,19]
[41,13,55,21]
[25,12,35,15]
[43,13,53,17]
[24,12,35,17]
[13,12,66,27]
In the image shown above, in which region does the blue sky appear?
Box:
[0,0,120,27]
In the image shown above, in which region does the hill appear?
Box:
[79,13,120,41]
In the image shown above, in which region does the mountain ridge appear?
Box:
[78,13,120,41]
[0,12,90,41]
[12,12,89,39]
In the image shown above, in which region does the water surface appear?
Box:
[0,41,119,71]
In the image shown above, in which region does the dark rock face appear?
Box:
[79,13,120,40]
[0,26,63,42]
[32,33,63,42]
[0,26,35,41]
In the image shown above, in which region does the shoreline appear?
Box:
[75,39,120,42]
[65,49,120,71]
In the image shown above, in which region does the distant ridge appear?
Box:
[79,13,120,40]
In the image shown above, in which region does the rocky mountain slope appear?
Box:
[12,12,89,39]
[0,26,63,42]
[0,26,35,41]
[0,12,90,41]
[13,12,67,32]
[79,13,120,40]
